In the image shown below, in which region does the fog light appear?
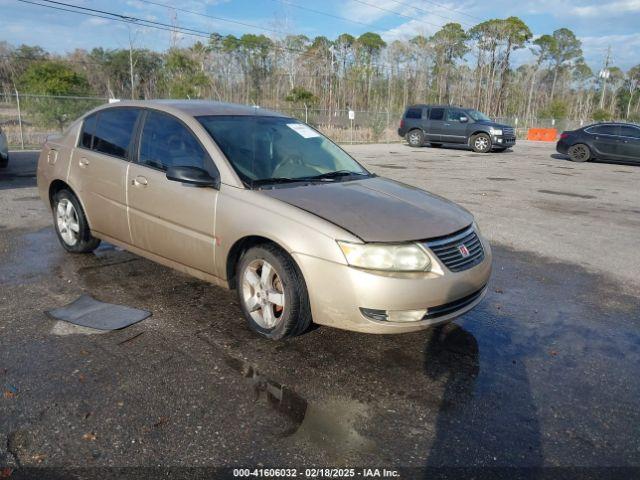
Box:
[497,138,503,143]
[360,308,426,322]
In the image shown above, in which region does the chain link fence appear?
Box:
[0,93,614,149]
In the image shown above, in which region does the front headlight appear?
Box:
[489,127,503,135]
[337,241,431,272]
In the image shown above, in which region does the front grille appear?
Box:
[423,226,485,272]
[502,127,515,137]
[423,285,486,320]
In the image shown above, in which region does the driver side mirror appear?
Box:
[166,165,220,189]
[459,116,469,123]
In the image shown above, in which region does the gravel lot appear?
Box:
[0,143,639,477]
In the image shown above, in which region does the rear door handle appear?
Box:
[132,175,148,187]
[79,157,90,168]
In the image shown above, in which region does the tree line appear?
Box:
[1,17,640,125]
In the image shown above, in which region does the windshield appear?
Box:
[466,109,492,122]
[197,115,369,186]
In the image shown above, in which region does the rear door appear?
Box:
[442,108,468,144]
[127,109,219,275]
[426,107,445,142]
[586,124,621,158]
[618,125,640,162]
[70,107,140,243]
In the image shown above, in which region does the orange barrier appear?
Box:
[527,128,558,142]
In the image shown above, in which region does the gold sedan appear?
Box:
[37,100,491,340]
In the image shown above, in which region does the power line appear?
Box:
[266,0,383,30]
[385,0,475,28]
[350,0,443,31]
[135,0,283,35]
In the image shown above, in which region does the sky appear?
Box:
[1,0,639,70]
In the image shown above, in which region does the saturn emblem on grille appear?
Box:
[458,244,470,257]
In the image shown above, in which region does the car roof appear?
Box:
[583,122,640,129]
[95,100,288,118]
[405,104,466,110]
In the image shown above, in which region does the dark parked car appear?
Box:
[398,104,516,153]
[556,123,640,163]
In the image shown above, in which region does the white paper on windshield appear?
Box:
[287,123,320,138]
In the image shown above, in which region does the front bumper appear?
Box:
[292,238,492,334]
[493,135,516,147]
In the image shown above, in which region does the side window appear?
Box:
[446,109,464,122]
[405,108,422,119]
[80,113,97,149]
[619,126,640,139]
[589,125,619,136]
[429,108,445,121]
[93,108,139,159]
[139,111,210,172]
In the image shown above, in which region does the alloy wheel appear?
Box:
[241,259,285,329]
[474,136,489,151]
[570,144,589,161]
[56,198,80,246]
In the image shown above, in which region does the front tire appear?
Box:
[567,143,591,162]
[406,129,424,147]
[52,190,100,253]
[470,133,492,153]
[237,244,312,340]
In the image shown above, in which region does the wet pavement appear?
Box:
[1,146,639,476]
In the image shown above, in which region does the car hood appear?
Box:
[259,176,473,243]
[474,120,513,129]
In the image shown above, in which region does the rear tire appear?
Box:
[470,133,492,153]
[429,143,443,148]
[567,143,591,162]
[406,129,424,147]
[52,189,100,253]
[237,244,312,340]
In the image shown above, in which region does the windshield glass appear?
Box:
[198,115,369,186]
[466,109,492,122]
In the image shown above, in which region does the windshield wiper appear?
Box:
[251,177,310,187]
[303,170,369,181]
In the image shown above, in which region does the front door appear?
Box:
[618,125,640,162]
[442,108,469,144]
[127,110,219,275]
[70,107,140,243]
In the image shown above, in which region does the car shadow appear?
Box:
[423,315,543,474]
[550,152,640,167]
[406,142,514,154]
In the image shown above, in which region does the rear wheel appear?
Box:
[406,129,424,147]
[567,143,591,162]
[470,133,491,153]
[237,244,312,340]
[52,190,100,253]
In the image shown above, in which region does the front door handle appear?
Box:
[132,176,148,187]
[79,157,90,168]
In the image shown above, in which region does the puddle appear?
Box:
[371,164,407,170]
[224,356,375,458]
[538,189,597,200]
[0,228,65,284]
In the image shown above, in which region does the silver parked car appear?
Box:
[37,100,492,340]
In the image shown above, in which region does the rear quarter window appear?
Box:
[92,108,140,159]
[405,108,423,119]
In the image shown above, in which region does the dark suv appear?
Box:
[398,104,516,153]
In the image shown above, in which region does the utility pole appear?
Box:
[599,46,611,109]
[128,27,137,100]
